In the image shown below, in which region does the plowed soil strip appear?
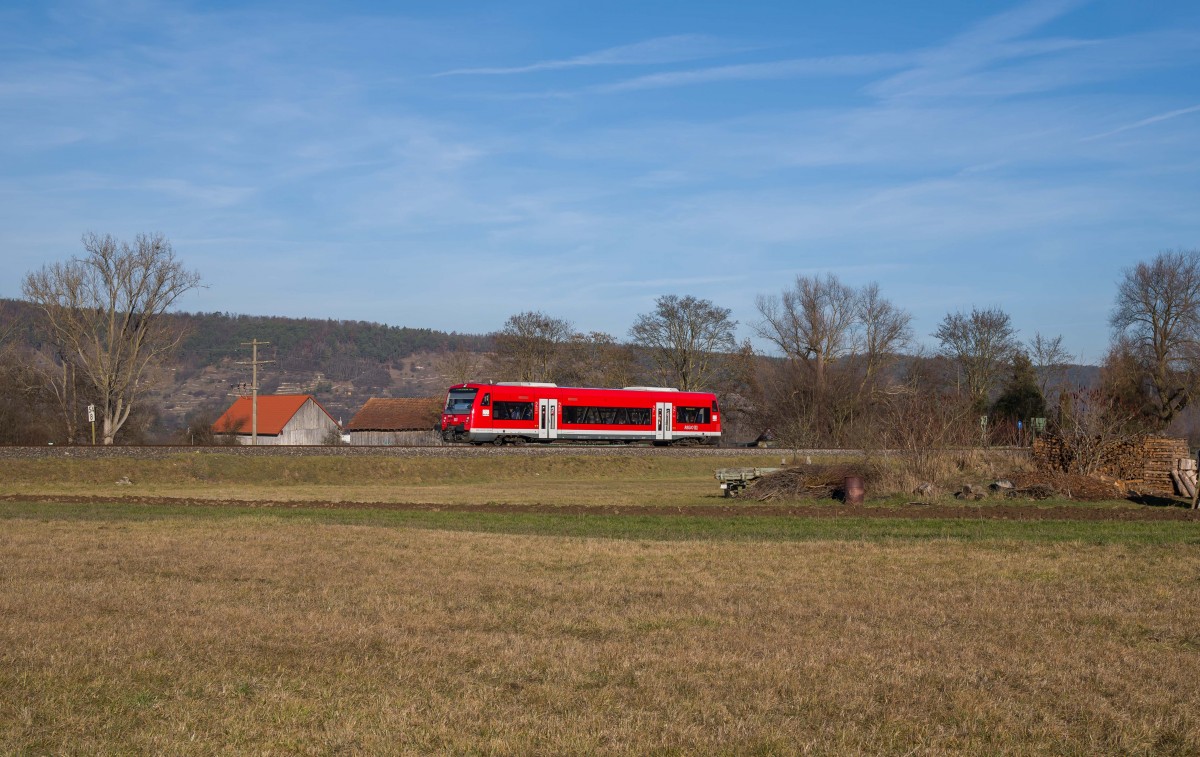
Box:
[3,494,1199,521]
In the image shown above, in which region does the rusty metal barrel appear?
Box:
[843,476,865,505]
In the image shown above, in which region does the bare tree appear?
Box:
[437,345,491,386]
[854,282,913,391]
[22,347,85,443]
[22,232,202,444]
[1110,249,1200,426]
[629,295,737,391]
[876,383,977,490]
[559,331,637,388]
[756,274,857,395]
[755,275,914,446]
[0,345,54,445]
[933,306,1019,409]
[492,311,573,383]
[1028,332,1072,403]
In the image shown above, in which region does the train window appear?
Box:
[481,393,491,407]
[712,399,719,412]
[562,406,653,425]
[445,388,477,413]
[493,401,534,421]
[676,407,710,424]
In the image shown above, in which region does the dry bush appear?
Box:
[861,388,994,497]
[1050,388,1149,476]
[860,448,1034,500]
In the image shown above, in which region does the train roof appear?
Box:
[448,382,717,397]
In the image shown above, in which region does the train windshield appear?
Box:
[445,388,478,414]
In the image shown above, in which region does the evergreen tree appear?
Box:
[991,352,1046,422]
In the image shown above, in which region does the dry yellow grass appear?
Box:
[2,516,1198,754]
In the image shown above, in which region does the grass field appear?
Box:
[2,453,1199,754]
[0,452,793,507]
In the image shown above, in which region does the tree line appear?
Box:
[4,232,1199,447]
[444,253,1200,451]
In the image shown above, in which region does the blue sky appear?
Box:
[2,0,1198,362]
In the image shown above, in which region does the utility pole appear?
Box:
[237,339,273,446]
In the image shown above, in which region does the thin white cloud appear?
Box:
[436,34,737,76]
[868,0,1094,99]
[951,0,1090,49]
[590,0,1103,98]
[596,53,913,93]
[1083,103,1200,141]
[872,30,1200,101]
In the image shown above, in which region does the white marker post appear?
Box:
[88,404,96,446]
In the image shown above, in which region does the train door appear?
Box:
[538,398,559,440]
[655,402,673,442]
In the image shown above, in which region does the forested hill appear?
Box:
[2,299,490,374]
[172,312,490,373]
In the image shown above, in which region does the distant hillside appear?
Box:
[165,311,492,432]
[172,311,491,375]
[3,299,489,373]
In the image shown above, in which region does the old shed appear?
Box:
[213,394,339,445]
[345,397,442,445]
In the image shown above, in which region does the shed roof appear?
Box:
[213,394,334,436]
[346,397,441,432]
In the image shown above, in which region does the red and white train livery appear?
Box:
[440,382,721,446]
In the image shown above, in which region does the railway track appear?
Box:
[0,444,1029,461]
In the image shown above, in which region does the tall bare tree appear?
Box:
[933,306,1019,409]
[854,282,913,390]
[1028,332,1072,403]
[629,295,737,391]
[1110,249,1200,426]
[22,232,202,444]
[755,274,914,446]
[492,311,573,383]
[755,274,857,395]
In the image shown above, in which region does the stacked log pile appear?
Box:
[1145,438,1191,494]
[1032,435,1190,494]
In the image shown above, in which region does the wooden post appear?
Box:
[238,339,273,446]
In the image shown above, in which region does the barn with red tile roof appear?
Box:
[213,394,340,445]
[345,397,442,445]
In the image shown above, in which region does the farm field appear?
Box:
[2,452,1200,753]
[0,451,792,508]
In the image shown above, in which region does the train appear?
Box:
[440,382,721,446]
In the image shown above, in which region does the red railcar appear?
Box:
[440,382,721,446]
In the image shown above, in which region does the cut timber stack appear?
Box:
[1144,437,1191,494]
[1032,435,1190,494]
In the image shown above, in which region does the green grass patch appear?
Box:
[0,452,788,487]
[2,500,1197,545]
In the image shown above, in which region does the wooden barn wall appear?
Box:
[348,430,442,446]
[229,400,338,445]
[277,400,339,445]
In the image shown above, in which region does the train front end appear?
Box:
[440,385,478,443]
